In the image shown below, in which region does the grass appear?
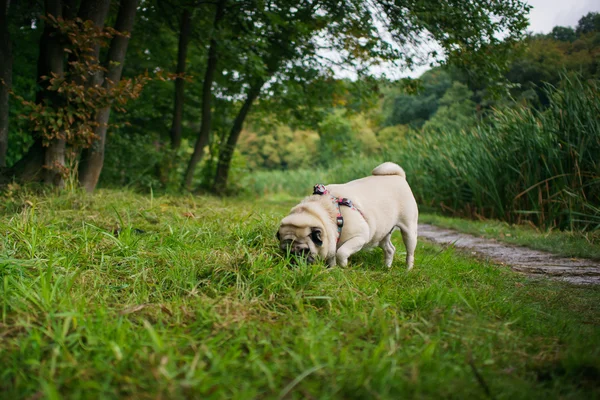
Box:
[1,189,600,399]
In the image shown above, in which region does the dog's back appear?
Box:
[326,162,418,246]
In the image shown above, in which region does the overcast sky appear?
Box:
[526,0,600,33]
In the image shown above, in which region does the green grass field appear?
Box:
[1,189,599,399]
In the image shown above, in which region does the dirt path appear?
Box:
[418,224,600,285]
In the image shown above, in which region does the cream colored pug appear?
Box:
[277,162,418,269]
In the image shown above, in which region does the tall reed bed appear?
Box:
[241,75,599,230]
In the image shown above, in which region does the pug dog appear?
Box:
[277,162,418,269]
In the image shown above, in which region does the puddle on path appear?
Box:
[418,224,600,285]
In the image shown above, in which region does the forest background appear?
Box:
[1,1,599,232]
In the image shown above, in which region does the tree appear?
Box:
[549,26,577,42]
[375,0,531,87]
[9,0,69,184]
[383,69,452,128]
[169,7,192,151]
[213,77,267,192]
[423,82,477,133]
[4,0,141,190]
[236,75,381,171]
[78,0,139,192]
[3,0,533,193]
[211,0,393,191]
[237,122,321,171]
[505,31,599,106]
[209,0,531,192]
[576,12,600,35]
[45,0,112,187]
[183,0,226,190]
[0,0,11,168]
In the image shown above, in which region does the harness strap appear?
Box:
[313,184,364,243]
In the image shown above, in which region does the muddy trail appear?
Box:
[418,224,600,285]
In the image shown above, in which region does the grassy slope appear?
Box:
[0,190,599,399]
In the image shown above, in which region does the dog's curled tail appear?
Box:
[372,162,406,178]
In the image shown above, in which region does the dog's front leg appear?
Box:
[335,237,367,267]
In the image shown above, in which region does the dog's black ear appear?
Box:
[276,230,281,241]
[310,228,323,247]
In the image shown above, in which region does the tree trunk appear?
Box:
[61,0,110,188]
[78,107,110,191]
[44,138,66,187]
[170,8,192,150]
[34,0,61,104]
[78,0,138,192]
[41,0,67,186]
[9,0,64,181]
[0,0,11,168]
[5,0,110,183]
[213,79,264,193]
[77,0,111,31]
[158,7,191,185]
[9,139,45,181]
[183,0,226,190]
[75,0,111,86]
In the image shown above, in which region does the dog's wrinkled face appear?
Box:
[277,224,324,264]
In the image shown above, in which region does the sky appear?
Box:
[339,0,600,80]
[526,0,600,34]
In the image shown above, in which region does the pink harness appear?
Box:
[313,184,365,242]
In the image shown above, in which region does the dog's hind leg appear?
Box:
[336,237,367,267]
[399,224,417,270]
[379,233,396,267]
[326,255,337,268]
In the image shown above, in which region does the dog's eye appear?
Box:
[310,228,323,247]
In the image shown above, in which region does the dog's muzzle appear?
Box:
[283,245,315,264]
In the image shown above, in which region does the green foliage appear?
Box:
[317,109,380,165]
[5,10,40,166]
[317,109,357,162]
[238,124,320,171]
[100,131,163,190]
[576,12,600,35]
[376,0,531,89]
[422,82,477,133]
[383,69,452,128]
[549,26,577,42]
[236,105,381,172]
[506,34,599,106]
[15,16,149,146]
[376,124,410,144]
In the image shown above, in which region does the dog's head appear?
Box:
[277,212,327,264]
